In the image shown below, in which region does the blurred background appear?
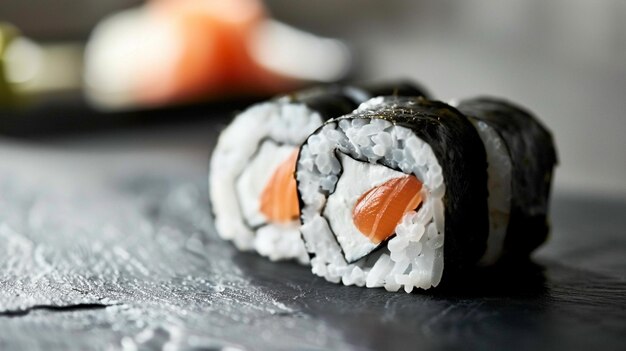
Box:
[0,0,625,197]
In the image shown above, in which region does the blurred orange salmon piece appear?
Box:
[138,0,294,105]
[260,150,300,223]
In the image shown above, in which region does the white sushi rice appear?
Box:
[471,120,512,265]
[297,104,446,292]
[210,98,324,264]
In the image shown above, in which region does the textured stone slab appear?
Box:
[0,121,624,351]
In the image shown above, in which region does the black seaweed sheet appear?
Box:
[458,98,558,260]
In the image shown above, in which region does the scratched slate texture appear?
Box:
[0,120,625,351]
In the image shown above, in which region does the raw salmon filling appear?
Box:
[353,175,422,245]
[259,149,300,223]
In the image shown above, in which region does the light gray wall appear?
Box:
[268,0,626,196]
[2,0,624,196]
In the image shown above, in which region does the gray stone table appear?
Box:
[0,117,624,350]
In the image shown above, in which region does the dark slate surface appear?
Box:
[0,118,624,351]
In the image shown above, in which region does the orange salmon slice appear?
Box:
[260,150,300,223]
[353,176,423,244]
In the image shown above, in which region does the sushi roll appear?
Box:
[456,97,557,265]
[209,81,428,263]
[296,96,489,291]
[296,96,557,292]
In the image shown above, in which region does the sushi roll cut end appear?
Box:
[297,96,490,292]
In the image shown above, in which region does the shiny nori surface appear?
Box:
[309,96,490,276]
[284,80,429,121]
[356,80,430,101]
[457,98,558,260]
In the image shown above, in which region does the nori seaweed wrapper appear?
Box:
[457,97,558,260]
[356,80,430,101]
[282,81,429,121]
[309,96,490,275]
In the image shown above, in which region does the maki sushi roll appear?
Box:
[296,96,557,292]
[456,97,557,265]
[210,81,428,263]
[296,96,489,291]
